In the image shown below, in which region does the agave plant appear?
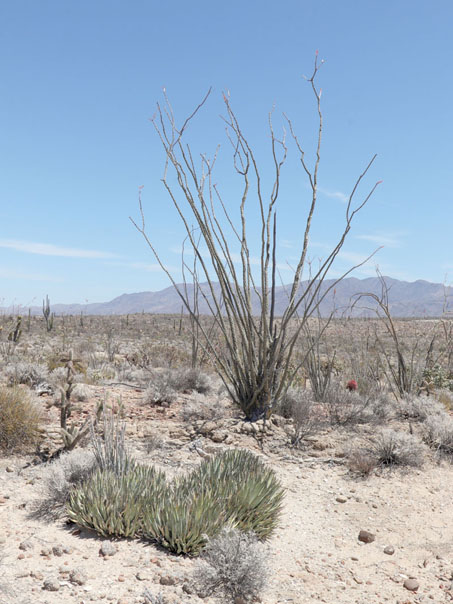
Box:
[67,464,167,538]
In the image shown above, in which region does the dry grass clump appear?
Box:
[349,429,426,474]
[371,429,426,467]
[277,387,316,445]
[0,386,42,453]
[169,367,213,394]
[30,449,96,521]
[322,381,390,425]
[143,371,177,406]
[143,367,213,406]
[195,528,268,603]
[395,393,446,422]
[423,412,453,455]
[347,447,378,476]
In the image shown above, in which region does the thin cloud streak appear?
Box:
[318,187,349,203]
[0,268,63,282]
[0,239,118,259]
[356,233,402,248]
[108,261,179,272]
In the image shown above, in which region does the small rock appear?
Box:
[43,578,60,591]
[5,466,14,473]
[19,540,33,551]
[182,583,193,594]
[336,496,347,503]
[100,541,117,557]
[135,571,149,581]
[41,547,52,557]
[31,571,44,580]
[160,575,176,586]
[403,578,419,592]
[69,569,87,585]
[234,598,247,604]
[358,530,375,544]
[52,545,64,557]
[118,575,126,582]
[384,545,395,555]
[211,430,227,443]
[17,553,25,560]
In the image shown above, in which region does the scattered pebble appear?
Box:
[69,568,88,585]
[403,578,419,592]
[384,545,395,555]
[358,530,376,544]
[100,541,117,557]
[43,578,60,592]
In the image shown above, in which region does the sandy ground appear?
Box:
[1,384,453,604]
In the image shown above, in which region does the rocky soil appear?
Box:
[1,384,453,604]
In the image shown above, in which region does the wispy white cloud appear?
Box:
[318,187,349,203]
[0,268,63,282]
[279,239,294,249]
[0,239,118,259]
[109,261,178,272]
[355,233,402,248]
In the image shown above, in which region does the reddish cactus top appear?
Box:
[346,379,358,391]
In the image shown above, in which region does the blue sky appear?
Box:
[1,0,453,306]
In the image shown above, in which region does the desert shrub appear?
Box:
[181,392,228,424]
[169,368,212,394]
[277,387,316,445]
[195,528,268,602]
[31,449,96,521]
[433,389,453,411]
[5,361,48,388]
[143,370,177,406]
[0,386,42,453]
[423,412,453,454]
[322,380,392,425]
[347,447,378,476]
[422,364,453,391]
[67,464,167,538]
[142,449,284,556]
[370,429,426,468]
[395,393,446,422]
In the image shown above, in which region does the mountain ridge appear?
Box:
[5,276,453,318]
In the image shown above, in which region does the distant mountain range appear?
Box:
[5,277,453,318]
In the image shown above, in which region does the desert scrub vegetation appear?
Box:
[0,386,42,453]
[195,528,268,602]
[423,411,453,455]
[143,367,212,406]
[31,448,96,521]
[348,428,426,475]
[67,444,284,556]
